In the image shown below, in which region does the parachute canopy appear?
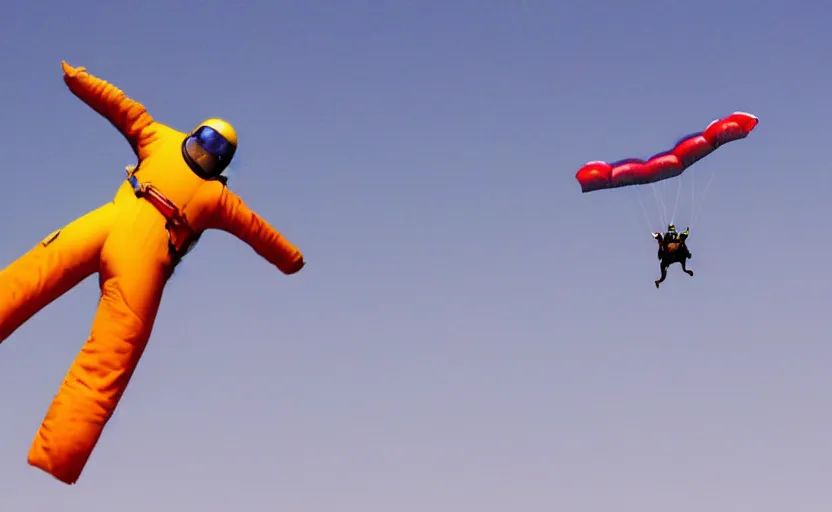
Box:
[575,112,759,193]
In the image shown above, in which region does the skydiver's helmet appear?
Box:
[667,223,676,233]
[182,118,237,182]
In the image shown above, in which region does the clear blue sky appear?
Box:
[1,0,829,510]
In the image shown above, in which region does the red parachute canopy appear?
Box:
[575,112,759,193]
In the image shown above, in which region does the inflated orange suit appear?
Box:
[0,61,305,484]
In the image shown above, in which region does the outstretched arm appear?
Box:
[210,188,305,274]
[61,61,157,158]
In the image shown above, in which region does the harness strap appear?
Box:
[125,168,198,265]
[127,175,184,226]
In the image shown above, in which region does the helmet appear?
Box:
[182,118,237,180]
[667,223,676,231]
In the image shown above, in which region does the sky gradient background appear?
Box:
[1,0,830,511]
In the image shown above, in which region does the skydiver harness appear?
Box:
[125,165,200,266]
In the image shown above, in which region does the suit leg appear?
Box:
[27,226,170,484]
[0,204,115,342]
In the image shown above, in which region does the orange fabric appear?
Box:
[0,61,305,485]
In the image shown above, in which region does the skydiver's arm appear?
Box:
[210,188,305,274]
[61,61,157,157]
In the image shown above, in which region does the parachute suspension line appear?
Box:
[691,167,718,228]
[649,184,661,227]
[658,183,670,226]
[691,166,696,221]
[632,186,655,232]
[626,187,652,233]
[625,187,641,231]
[660,179,668,223]
[649,183,667,227]
[670,173,683,224]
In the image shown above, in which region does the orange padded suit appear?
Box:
[0,61,305,485]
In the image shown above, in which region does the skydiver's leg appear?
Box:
[655,264,668,288]
[27,223,171,485]
[681,259,694,276]
[0,204,116,343]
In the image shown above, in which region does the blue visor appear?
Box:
[184,126,236,179]
[195,126,235,160]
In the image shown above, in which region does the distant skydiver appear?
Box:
[651,224,692,288]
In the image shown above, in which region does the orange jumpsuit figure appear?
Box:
[0,61,305,485]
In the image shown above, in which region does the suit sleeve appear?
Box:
[61,61,157,158]
[210,188,305,274]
